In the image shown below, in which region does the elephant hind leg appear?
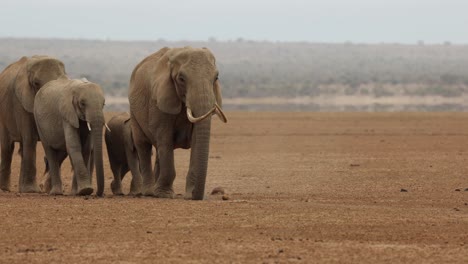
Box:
[110,163,124,196]
[132,123,155,196]
[153,152,160,183]
[0,138,14,192]
[44,147,64,195]
[127,152,142,196]
[43,152,67,194]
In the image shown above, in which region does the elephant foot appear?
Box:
[128,190,142,197]
[184,190,205,200]
[142,187,155,196]
[76,187,94,196]
[0,179,10,192]
[49,186,63,196]
[41,181,52,194]
[110,180,123,196]
[129,181,142,197]
[20,183,42,193]
[155,187,174,199]
[184,192,193,200]
[71,185,78,196]
[184,184,195,200]
[129,180,142,197]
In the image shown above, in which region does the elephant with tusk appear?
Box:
[128,46,227,200]
[34,78,106,196]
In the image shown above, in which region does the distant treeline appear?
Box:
[1,38,468,98]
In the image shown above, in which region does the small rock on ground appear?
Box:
[211,187,225,195]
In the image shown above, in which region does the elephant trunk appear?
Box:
[185,81,215,200]
[189,117,212,200]
[90,117,104,196]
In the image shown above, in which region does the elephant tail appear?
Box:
[43,156,49,176]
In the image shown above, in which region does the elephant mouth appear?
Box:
[186,103,227,124]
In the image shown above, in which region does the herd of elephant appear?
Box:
[0,47,227,200]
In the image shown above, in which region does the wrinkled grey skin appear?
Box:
[0,56,66,193]
[34,78,105,196]
[105,112,142,196]
[128,47,226,200]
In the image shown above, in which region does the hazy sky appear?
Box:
[0,0,466,43]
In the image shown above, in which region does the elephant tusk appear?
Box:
[186,107,216,123]
[214,103,227,123]
[105,123,111,132]
[87,122,92,131]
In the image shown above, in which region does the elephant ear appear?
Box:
[202,48,223,108]
[59,84,79,128]
[14,58,36,113]
[151,50,182,115]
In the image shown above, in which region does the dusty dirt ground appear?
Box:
[1,112,468,263]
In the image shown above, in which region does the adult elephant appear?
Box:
[34,78,106,196]
[0,56,66,193]
[129,47,227,200]
[105,112,142,196]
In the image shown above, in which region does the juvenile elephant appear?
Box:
[0,56,66,193]
[129,47,227,200]
[105,112,142,196]
[34,78,106,196]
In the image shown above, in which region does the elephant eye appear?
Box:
[79,100,85,107]
[178,74,186,83]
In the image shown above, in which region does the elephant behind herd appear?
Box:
[0,47,227,200]
[0,56,66,193]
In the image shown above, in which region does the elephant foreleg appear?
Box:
[64,124,93,196]
[154,145,176,198]
[18,113,41,193]
[0,135,14,192]
[19,139,40,193]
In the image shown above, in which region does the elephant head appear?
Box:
[152,47,226,121]
[60,80,106,196]
[152,47,227,200]
[15,56,66,113]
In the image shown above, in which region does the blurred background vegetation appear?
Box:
[1,38,468,110]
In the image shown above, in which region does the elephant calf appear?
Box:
[34,78,106,196]
[105,112,142,196]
